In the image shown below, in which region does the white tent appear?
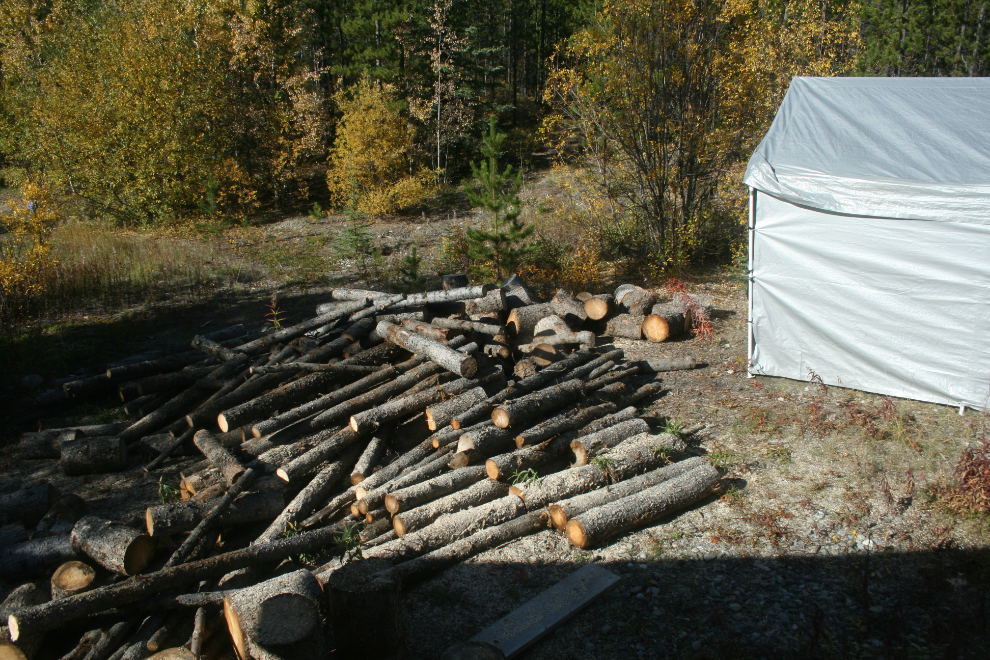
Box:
[743,77,990,410]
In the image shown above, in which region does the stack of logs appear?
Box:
[1,276,719,660]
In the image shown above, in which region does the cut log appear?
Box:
[392,479,509,537]
[51,560,97,600]
[147,489,283,538]
[605,313,644,340]
[398,285,495,308]
[486,434,574,482]
[526,345,560,367]
[193,431,245,486]
[642,303,690,342]
[502,282,540,310]
[456,425,516,457]
[0,484,57,527]
[463,289,507,318]
[359,518,393,544]
[567,349,623,380]
[350,434,389,485]
[569,418,651,466]
[425,387,487,431]
[224,569,324,659]
[216,370,339,433]
[248,362,381,376]
[491,379,585,429]
[62,374,115,400]
[71,517,155,576]
[551,289,588,326]
[190,335,243,362]
[532,315,570,337]
[35,495,88,538]
[324,288,386,303]
[384,466,487,515]
[400,319,459,342]
[394,511,546,587]
[512,358,538,379]
[179,470,220,500]
[549,457,706,530]
[512,401,618,449]
[441,274,469,289]
[584,294,613,321]
[117,381,217,445]
[614,284,655,316]
[60,437,127,476]
[0,525,27,549]
[19,430,81,460]
[0,583,49,660]
[326,558,404,660]
[355,449,452,515]
[506,304,553,338]
[234,301,369,354]
[636,357,701,372]
[429,318,506,342]
[184,370,287,429]
[275,427,365,484]
[567,463,720,548]
[0,536,78,579]
[517,331,596,352]
[376,321,478,377]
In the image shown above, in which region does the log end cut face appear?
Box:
[51,560,96,597]
[123,534,157,575]
[0,641,31,660]
[565,519,590,548]
[255,593,320,646]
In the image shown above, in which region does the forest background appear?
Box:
[0,0,987,327]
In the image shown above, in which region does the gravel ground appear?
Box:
[1,215,988,658]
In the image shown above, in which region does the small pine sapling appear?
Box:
[463,115,537,280]
[396,246,427,293]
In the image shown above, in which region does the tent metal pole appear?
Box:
[747,187,755,378]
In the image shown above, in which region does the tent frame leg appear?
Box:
[747,187,756,378]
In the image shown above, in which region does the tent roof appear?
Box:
[743,77,990,224]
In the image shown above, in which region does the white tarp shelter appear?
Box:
[743,76,990,410]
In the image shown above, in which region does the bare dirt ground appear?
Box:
[1,206,988,658]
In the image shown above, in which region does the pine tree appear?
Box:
[463,114,536,281]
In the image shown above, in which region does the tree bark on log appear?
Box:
[532,315,570,337]
[503,281,540,310]
[60,437,127,476]
[62,374,116,400]
[485,434,575,481]
[224,569,325,659]
[0,583,49,660]
[71,517,156,576]
[105,352,208,384]
[392,479,509,537]
[567,349,624,380]
[636,357,701,372]
[615,284,655,316]
[35,495,88,538]
[51,561,97,600]
[512,358,538,379]
[350,434,389,485]
[193,431,245,486]
[441,274,469,290]
[324,288,387,303]
[390,285,494,309]
[429,318,506,342]
[584,294,613,321]
[384,466,487,515]
[190,336,243,362]
[399,320,458,342]
[551,290,588,326]
[455,425,516,457]
[549,457,706,530]
[642,303,690,342]
[325,559,404,660]
[355,449,452,515]
[512,401,618,449]
[425,387,487,431]
[146,489,284,537]
[517,331,596,353]
[0,484,57,527]
[569,419,651,466]
[184,371,287,429]
[0,535,78,579]
[19,429,86,459]
[117,382,216,445]
[463,289,507,319]
[0,525,27,549]
[275,427,365,484]
[605,314,644,340]
[376,321,478,377]
[491,379,586,429]
[217,370,339,433]
[234,301,368,354]
[506,304,553,338]
[394,511,546,587]
[567,463,719,548]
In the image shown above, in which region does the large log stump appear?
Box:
[70,516,156,576]
[567,463,720,548]
[642,302,691,342]
[326,558,405,660]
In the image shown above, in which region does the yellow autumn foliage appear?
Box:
[0,183,63,320]
[326,78,434,216]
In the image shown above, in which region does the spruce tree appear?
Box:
[463,114,536,281]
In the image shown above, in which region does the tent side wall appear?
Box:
[748,191,990,410]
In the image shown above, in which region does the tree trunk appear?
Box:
[550,457,706,530]
[551,289,588,326]
[350,434,389,485]
[583,294,613,321]
[275,427,365,484]
[506,304,553,338]
[60,437,127,476]
[605,314,644,340]
[463,289,508,319]
[325,559,404,660]
[400,319,459,342]
[224,569,325,660]
[513,401,618,449]
[0,484,57,527]
[0,583,49,660]
[636,357,701,372]
[429,318,506,343]
[19,430,81,460]
[642,303,690,342]
[425,387,487,431]
[491,379,584,429]
[455,425,517,458]
[614,284,655,316]
[485,434,574,481]
[567,463,719,548]
[216,370,338,432]
[51,561,97,600]
[394,511,546,586]
[356,450,452,515]
[569,419,651,466]
[145,490,284,537]
[35,495,88,538]
[376,322,478,377]
[70,517,156,576]
[193,431,245,486]
[0,536,78,580]
[384,466,487,515]
[392,480,509,537]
